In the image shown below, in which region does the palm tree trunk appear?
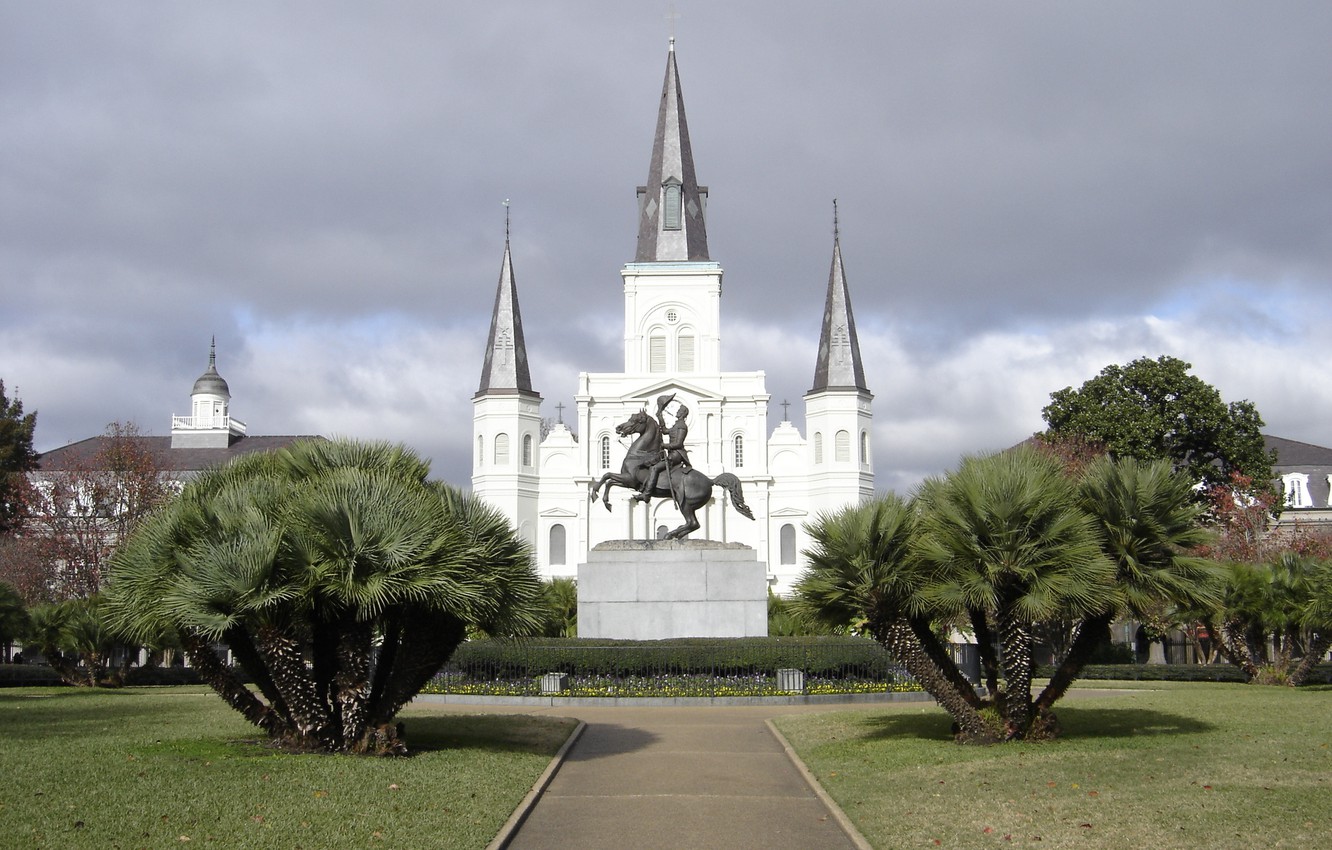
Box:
[368,613,401,710]
[1036,612,1111,711]
[905,617,983,708]
[968,608,1001,697]
[184,632,288,736]
[254,623,330,747]
[333,619,373,751]
[366,609,465,738]
[875,619,996,743]
[223,626,292,721]
[997,599,1035,738]
[44,649,84,687]
[1213,617,1260,680]
[1289,632,1330,687]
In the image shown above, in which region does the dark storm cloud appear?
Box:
[4,2,1332,489]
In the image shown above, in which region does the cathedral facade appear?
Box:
[471,42,874,592]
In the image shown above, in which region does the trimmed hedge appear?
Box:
[444,636,899,680]
[1037,662,1332,685]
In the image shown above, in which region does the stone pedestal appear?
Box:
[577,540,768,640]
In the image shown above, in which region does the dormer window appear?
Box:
[662,178,682,230]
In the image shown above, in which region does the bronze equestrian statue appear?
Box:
[588,395,754,539]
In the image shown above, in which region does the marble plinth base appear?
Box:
[577,540,768,640]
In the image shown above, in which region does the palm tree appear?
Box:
[793,495,992,741]
[1210,552,1332,685]
[542,577,579,637]
[1037,456,1218,709]
[1292,557,1332,685]
[105,438,545,754]
[913,447,1115,740]
[26,595,131,686]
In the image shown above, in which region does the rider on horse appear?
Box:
[633,393,690,503]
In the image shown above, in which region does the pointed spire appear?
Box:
[635,41,709,262]
[477,203,535,396]
[810,201,868,393]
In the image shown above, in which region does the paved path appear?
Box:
[508,706,862,850]
[426,703,871,850]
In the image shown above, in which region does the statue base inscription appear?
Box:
[577,540,768,640]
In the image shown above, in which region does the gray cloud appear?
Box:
[5,2,1332,491]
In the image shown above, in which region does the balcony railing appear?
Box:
[171,415,248,434]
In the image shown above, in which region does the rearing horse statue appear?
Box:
[588,409,754,540]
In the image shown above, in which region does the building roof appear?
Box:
[1265,434,1332,468]
[809,209,869,393]
[476,233,538,398]
[36,434,318,475]
[634,40,710,263]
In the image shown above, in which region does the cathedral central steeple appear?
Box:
[635,40,709,262]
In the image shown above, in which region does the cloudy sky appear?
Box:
[4,2,1332,494]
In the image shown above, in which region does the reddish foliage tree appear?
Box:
[18,422,173,600]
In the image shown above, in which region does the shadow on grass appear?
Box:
[403,713,579,758]
[850,705,1214,744]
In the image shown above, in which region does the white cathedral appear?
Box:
[471,42,874,592]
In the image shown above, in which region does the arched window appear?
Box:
[860,430,869,465]
[549,524,566,566]
[780,524,797,565]
[677,332,695,372]
[476,435,483,467]
[1283,473,1312,508]
[600,435,611,470]
[494,433,509,465]
[649,334,667,372]
[655,524,669,540]
[813,432,823,464]
[835,430,851,463]
[522,434,533,467]
[733,434,744,468]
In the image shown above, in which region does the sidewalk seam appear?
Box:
[764,718,874,850]
[486,719,587,850]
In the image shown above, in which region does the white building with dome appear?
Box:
[471,42,873,592]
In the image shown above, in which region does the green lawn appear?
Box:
[775,681,1332,850]
[0,686,576,849]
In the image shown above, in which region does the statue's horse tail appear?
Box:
[712,472,755,521]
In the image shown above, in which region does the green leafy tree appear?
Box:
[1042,356,1275,493]
[0,380,38,537]
[104,438,545,755]
[0,582,31,662]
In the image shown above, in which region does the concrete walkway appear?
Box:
[425,703,873,849]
